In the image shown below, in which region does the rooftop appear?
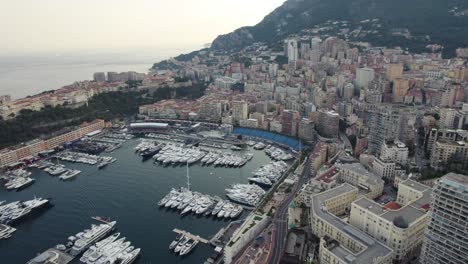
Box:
[311,184,393,263]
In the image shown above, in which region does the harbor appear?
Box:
[0,133,294,263]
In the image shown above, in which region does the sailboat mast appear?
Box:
[186,161,190,191]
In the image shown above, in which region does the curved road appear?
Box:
[269,160,311,264]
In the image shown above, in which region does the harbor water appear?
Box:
[0,138,272,263]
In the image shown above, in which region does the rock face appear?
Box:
[211,27,255,52]
[211,0,468,56]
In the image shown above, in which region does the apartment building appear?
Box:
[420,173,468,264]
[0,119,105,168]
[338,163,385,199]
[430,139,468,170]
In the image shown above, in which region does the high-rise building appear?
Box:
[231,101,248,125]
[281,110,301,137]
[420,173,468,264]
[386,64,403,81]
[317,110,339,138]
[356,68,375,89]
[298,118,315,141]
[392,78,409,103]
[93,72,106,82]
[368,109,402,155]
[439,108,457,129]
[284,39,299,62]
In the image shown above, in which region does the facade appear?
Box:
[298,118,315,141]
[356,68,375,89]
[380,140,409,165]
[231,101,248,125]
[317,110,339,138]
[386,64,403,81]
[93,72,106,82]
[310,184,393,264]
[350,179,431,262]
[430,139,468,170]
[420,173,468,264]
[281,110,301,137]
[393,78,409,103]
[338,163,384,199]
[0,119,105,168]
[285,39,299,62]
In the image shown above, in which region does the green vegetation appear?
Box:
[274,55,288,66]
[0,81,209,149]
[0,91,146,149]
[212,0,468,57]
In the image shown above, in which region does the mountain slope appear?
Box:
[211,0,468,56]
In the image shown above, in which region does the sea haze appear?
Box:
[0,47,195,99]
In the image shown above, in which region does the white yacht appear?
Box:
[0,224,16,239]
[59,169,81,180]
[70,221,116,256]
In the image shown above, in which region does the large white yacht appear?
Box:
[70,221,116,256]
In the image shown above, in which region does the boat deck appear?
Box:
[26,248,74,264]
[173,229,209,244]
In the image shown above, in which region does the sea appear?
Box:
[0,138,272,263]
[0,48,196,99]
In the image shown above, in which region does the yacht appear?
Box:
[114,248,140,264]
[0,197,50,224]
[80,233,120,262]
[179,239,198,256]
[70,221,116,256]
[0,224,16,239]
[85,237,126,264]
[169,234,183,250]
[4,177,35,191]
[59,170,81,180]
[174,236,189,253]
[248,177,273,187]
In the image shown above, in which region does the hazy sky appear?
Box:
[0,0,285,55]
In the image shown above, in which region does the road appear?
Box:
[269,159,311,264]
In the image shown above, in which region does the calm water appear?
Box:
[0,139,271,264]
[0,48,196,99]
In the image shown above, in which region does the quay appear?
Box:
[26,248,74,264]
[173,228,209,244]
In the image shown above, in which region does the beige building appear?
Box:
[0,119,105,168]
[338,163,385,199]
[350,180,431,262]
[310,184,393,264]
[386,64,403,81]
[231,101,248,125]
[393,78,409,103]
[430,139,468,170]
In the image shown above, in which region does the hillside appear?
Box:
[211,0,468,57]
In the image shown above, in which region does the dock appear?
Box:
[173,229,209,244]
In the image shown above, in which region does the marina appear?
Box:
[0,133,295,263]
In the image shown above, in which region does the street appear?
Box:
[269,159,311,264]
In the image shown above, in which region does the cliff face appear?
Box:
[211,27,255,51]
[211,0,468,56]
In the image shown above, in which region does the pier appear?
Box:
[173,229,209,244]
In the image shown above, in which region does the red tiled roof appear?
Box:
[384,201,401,210]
